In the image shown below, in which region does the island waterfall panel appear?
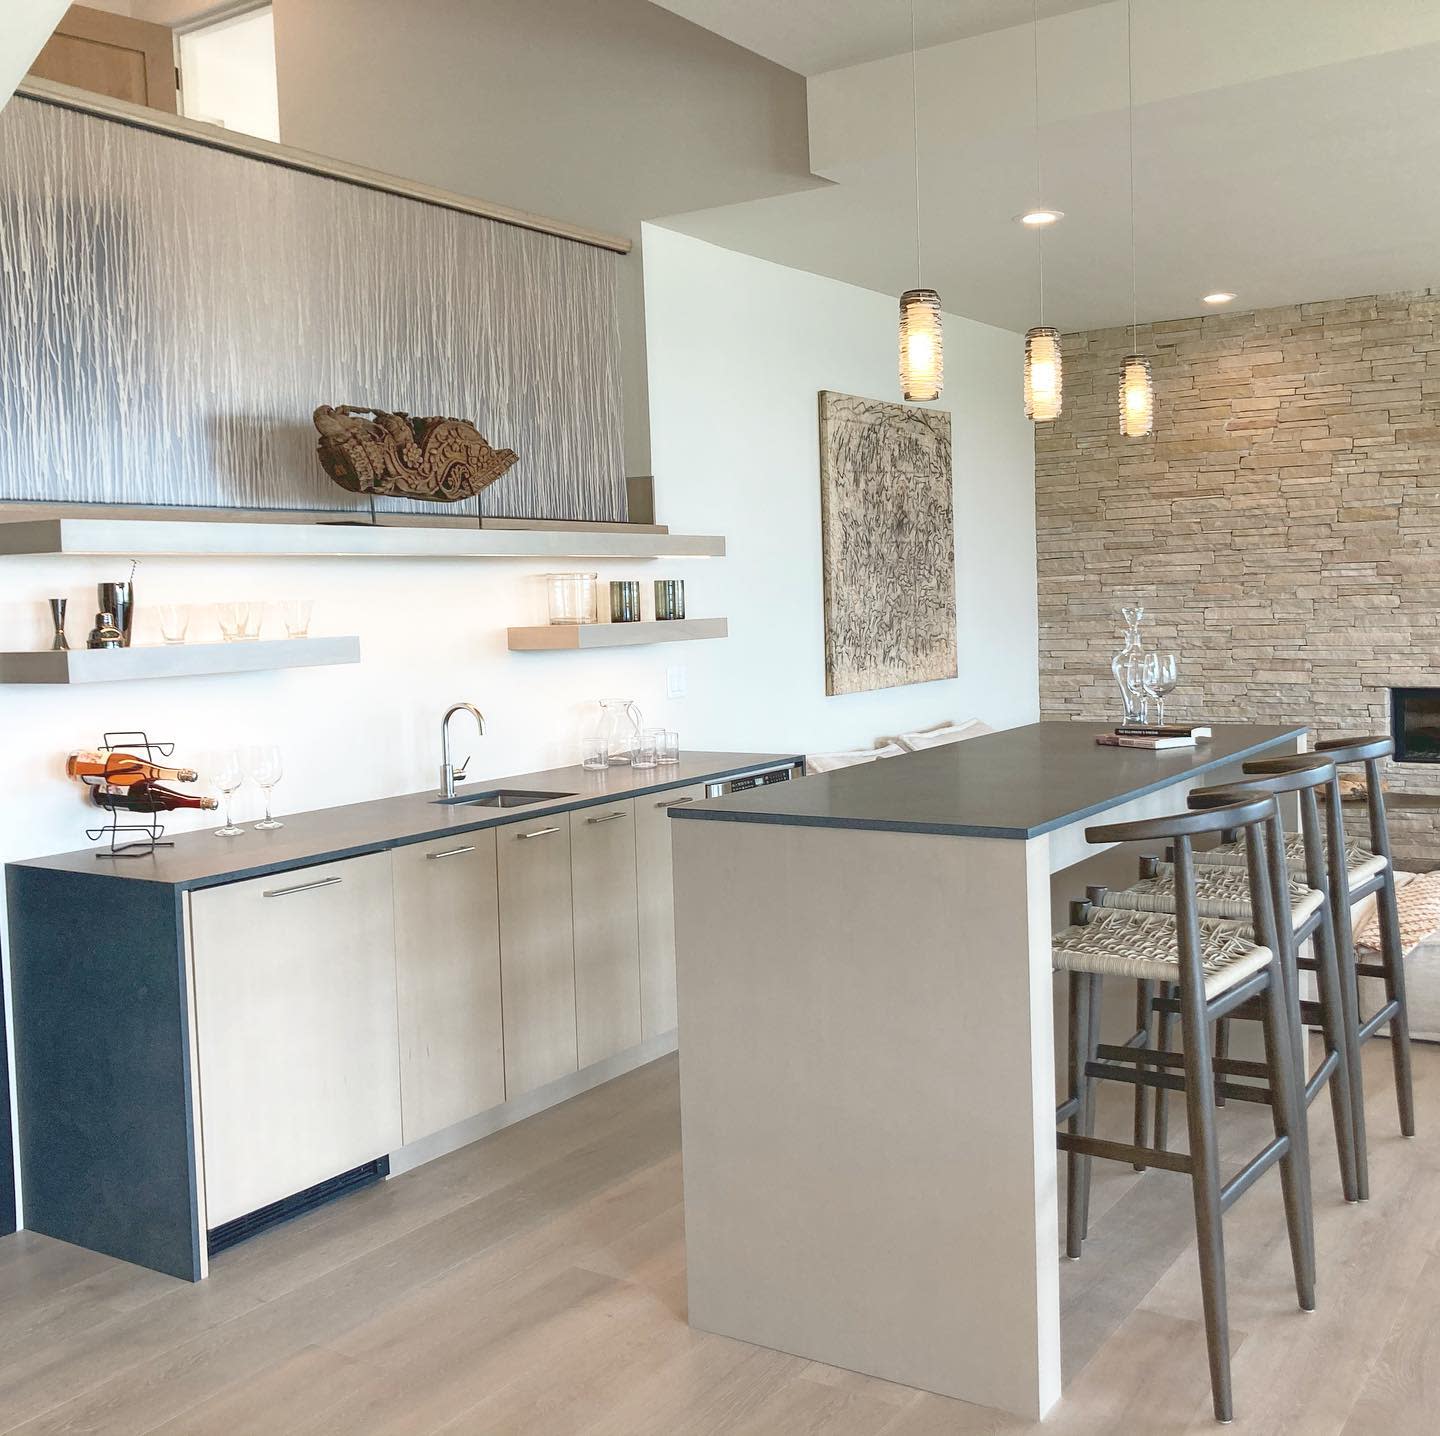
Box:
[0,97,626,521]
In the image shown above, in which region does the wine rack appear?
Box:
[83,731,180,859]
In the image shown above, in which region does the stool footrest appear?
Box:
[1056,1095,1081,1124]
[1085,1058,1272,1106]
[1359,1000,1401,1041]
[1057,1130,1192,1175]
[1220,1134,1290,1212]
[1355,962,1387,980]
[1304,1048,1339,1107]
[1094,1043,1268,1080]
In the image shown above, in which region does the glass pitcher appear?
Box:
[609,699,644,764]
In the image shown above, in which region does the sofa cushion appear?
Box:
[1354,869,1440,955]
[806,742,906,776]
[890,719,994,753]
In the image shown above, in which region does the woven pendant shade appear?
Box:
[1024,326,1062,421]
[899,288,943,402]
[1118,352,1154,437]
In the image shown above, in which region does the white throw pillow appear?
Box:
[806,742,906,776]
[892,719,994,753]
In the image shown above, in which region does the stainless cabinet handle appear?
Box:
[656,796,695,809]
[426,845,477,860]
[586,811,626,825]
[517,826,561,840]
[263,875,343,899]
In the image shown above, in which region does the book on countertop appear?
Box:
[1114,724,1211,739]
[1096,733,1198,750]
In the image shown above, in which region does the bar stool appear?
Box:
[1055,795,1313,1425]
[1090,760,1360,1206]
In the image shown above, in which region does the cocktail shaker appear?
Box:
[97,581,134,647]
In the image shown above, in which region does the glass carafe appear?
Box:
[609,699,644,764]
[1111,605,1145,725]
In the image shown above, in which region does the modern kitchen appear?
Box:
[1,2,1439,1433]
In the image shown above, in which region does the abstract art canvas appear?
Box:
[817,391,956,696]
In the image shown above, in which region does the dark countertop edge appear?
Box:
[669,728,1310,839]
[11,754,806,892]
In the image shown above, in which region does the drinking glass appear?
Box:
[633,728,662,770]
[213,750,245,837]
[1123,653,1151,725]
[157,603,190,644]
[217,602,252,642]
[1142,652,1179,726]
[244,744,285,830]
[282,599,313,639]
[657,730,680,765]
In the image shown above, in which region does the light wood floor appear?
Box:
[0,1039,1436,1435]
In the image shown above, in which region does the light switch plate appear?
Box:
[666,663,688,699]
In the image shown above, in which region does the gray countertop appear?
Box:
[672,723,1307,839]
[12,752,802,889]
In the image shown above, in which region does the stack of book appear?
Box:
[1095,724,1212,750]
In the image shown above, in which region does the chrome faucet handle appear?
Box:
[454,757,470,780]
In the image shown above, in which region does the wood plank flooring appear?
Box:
[0,1040,1435,1434]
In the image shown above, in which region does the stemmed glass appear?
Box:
[1142,652,1179,726]
[1123,653,1151,725]
[213,750,245,837]
[244,745,285,830]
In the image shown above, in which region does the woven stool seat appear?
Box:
[1198,830,1387,890]
[1053,908,1273,997]
[1104,862,1325,928]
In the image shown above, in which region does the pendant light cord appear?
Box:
[911,0,922,284]
[1127,0,1137,350]
[1032,0,1044,325]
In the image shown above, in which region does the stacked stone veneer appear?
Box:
[1035,290,1440,859]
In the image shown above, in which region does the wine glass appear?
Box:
[1123,653,1151,725]
[213,750,245,837]
[1142,652,1179,726]
[244,745,285,830]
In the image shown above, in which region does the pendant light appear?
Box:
[1117,0,1153,437]
[1023,0,1062,421]
[899,1,942,402]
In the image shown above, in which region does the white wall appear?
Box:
[641,224,1038,754]
[0,0,72,109]
[178,6,279,142]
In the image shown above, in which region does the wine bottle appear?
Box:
[67,750,199,785]
[90,781,218,813]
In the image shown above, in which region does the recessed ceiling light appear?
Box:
[1202,291,1236,305]
[1017,208,1064,227]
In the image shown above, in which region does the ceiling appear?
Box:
[652,0,1440,334]
[649,0,1111,76]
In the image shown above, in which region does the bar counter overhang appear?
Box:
[669,721,1307,1420]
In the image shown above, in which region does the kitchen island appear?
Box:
[8,751,800,1280]
[669,721,1306,1420]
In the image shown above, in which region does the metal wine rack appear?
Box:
[83,730,179,859]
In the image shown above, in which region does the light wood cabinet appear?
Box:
[634,782,709,1037]
[189,853,401,1228]
[570,801,642,1068]
[496,817,578,1097]
[391,834,505,1145]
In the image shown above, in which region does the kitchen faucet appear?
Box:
[440,702,486,798]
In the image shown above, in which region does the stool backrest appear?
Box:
[1313,734,1394,862]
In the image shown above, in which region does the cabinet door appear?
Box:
[634,782,709,1037]
[392,833,505,1145]
[496,817,578,1097]
[570,801,642,1068]
[189,853,401,1229]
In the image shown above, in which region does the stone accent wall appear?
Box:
[1035,290,1440,859]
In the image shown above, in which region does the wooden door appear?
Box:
[29,4,178,112]
[392,833,505,1145]
[189,853,402,1229]
[634,782,709,1037]
[496,817,578,1097]
[570,800,642,1067]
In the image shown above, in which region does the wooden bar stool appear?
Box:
[1054,796,1313,1424]
[1091,760,1360,1207]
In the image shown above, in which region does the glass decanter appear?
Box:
[1110,605,1145,725]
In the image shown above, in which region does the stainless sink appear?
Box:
[434,788,575,808]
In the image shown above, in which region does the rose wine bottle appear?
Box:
[67,750,199,785]
[90,781,218,813]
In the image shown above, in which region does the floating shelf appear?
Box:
[0,637,361,685]
[0,515,725,561]
[507,618,728,651]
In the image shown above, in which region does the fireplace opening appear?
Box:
[1391,688,1440,763]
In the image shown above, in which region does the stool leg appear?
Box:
[1213,1018,1230,1107]
[1375,870,1415,1137]
[1312,904,1361,1202]
[1179,978,1232,1423]
[1330,880,1371,1198]
[1132,979,1155,1171]
[1154,984,1176,1151]
[1065,971,1090,1260]
[1080,973,1102,1240]
[1259,963,1317,1312]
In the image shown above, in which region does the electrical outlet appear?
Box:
[666,663,688,699]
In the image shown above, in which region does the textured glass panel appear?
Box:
[0,98,626,521]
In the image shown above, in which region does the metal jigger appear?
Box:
[49,598,69,651]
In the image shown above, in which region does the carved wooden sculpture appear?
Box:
[313,405,518,503]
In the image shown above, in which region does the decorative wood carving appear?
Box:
[313,405,519,504]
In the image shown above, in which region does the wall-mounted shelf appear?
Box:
[507,618,728,651]
[0,637,361,685]
[0,515,725,561]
